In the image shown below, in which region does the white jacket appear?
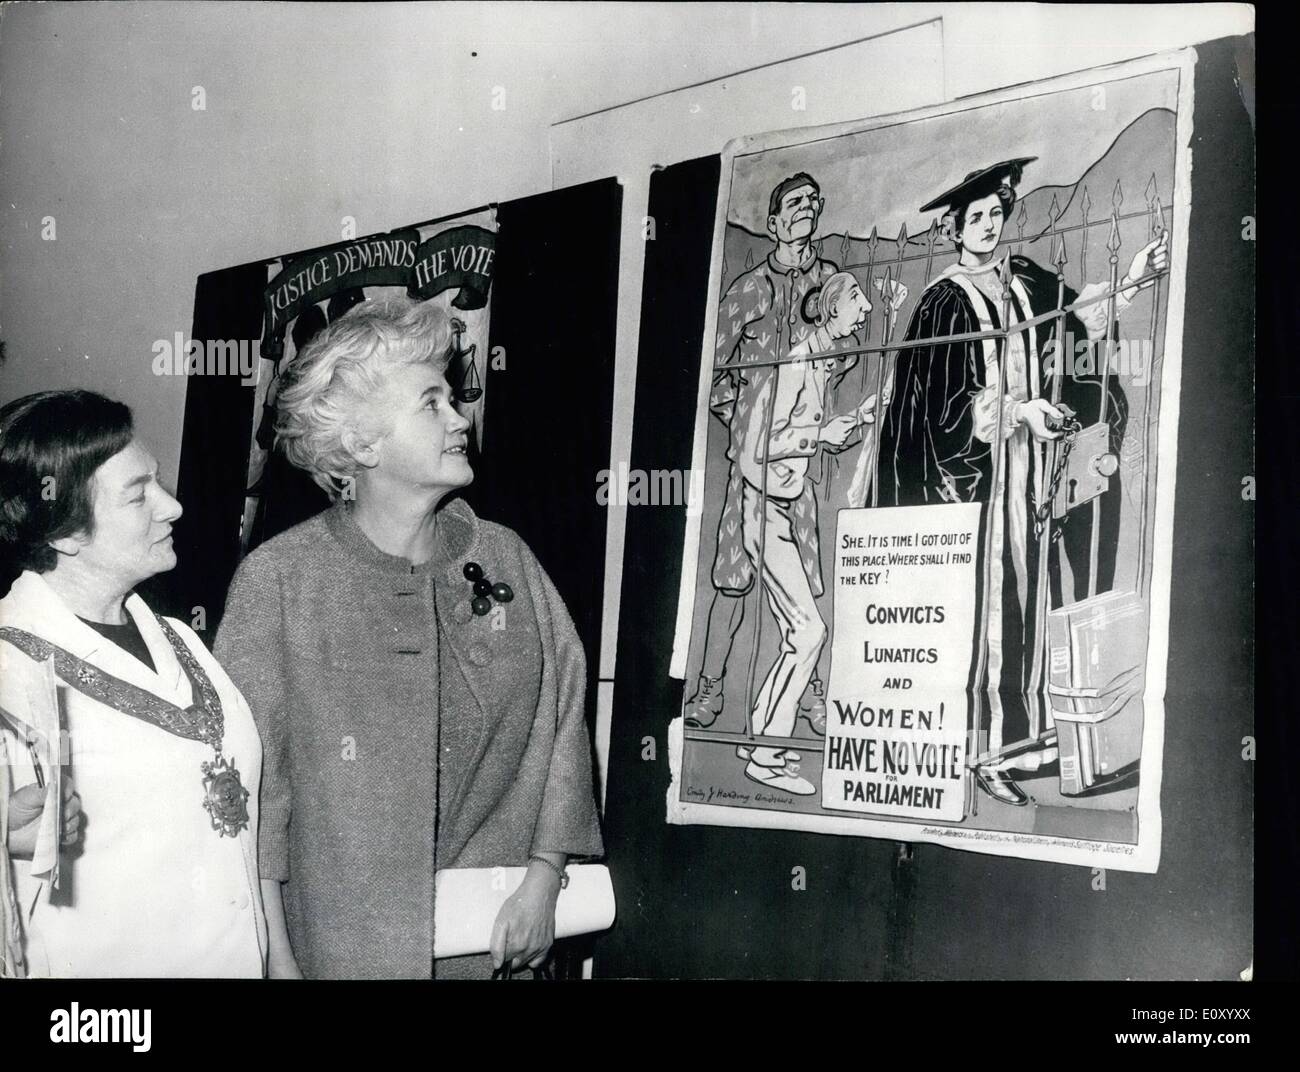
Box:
[0,572,267,978]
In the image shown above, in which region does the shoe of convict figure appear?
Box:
[743,759,816,796]
[736,745,801,762]
[798,677,827,736]
[683,674,725,728]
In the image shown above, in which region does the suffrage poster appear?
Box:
[666,51,1195,872]
[241,209,496,553]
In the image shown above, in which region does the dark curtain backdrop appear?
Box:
[167,179,622,740]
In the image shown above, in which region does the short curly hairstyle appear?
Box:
[273,297,455,496]
[0,390,134,576]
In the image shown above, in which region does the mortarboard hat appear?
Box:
[920,157,1037,213]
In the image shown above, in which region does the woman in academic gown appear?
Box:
[0,390,297,978]
[876,159,1166,806]
[215,296,604,980]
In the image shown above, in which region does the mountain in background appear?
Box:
[720,108,1176,296]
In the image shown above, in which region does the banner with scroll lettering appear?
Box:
[666,51,1197,872]
[242,209,496,553]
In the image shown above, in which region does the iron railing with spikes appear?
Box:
[694,173,1173,781]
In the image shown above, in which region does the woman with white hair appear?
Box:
[215,297,603,979]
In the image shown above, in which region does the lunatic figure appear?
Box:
[877,158,1168,806]
[705,263,878,795]
[729,273,883,792]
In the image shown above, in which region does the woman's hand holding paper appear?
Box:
[490,861,563,971]
[6,777,82,859]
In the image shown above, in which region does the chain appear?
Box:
[1034,410,1083,541]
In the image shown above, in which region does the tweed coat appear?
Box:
[214,496,603,979]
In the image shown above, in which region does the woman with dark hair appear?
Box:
[215,296,604,979]
[0,390,297,977]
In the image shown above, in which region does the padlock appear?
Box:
[1052,422,1113,519]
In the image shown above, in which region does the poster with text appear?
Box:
[666,50,1195,872]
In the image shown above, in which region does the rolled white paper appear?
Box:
[433,864,616,959]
